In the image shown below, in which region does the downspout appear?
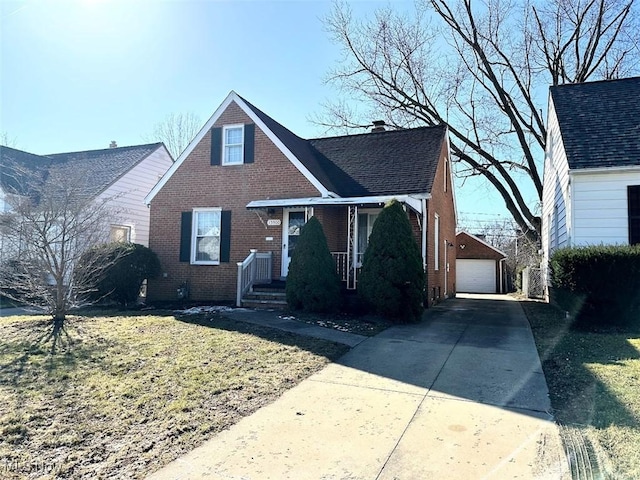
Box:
[499,258,505,294]
[422,198,428,304]
[444,240,448,297]
[421,198,427,272]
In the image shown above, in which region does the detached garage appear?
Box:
[456,231,506,293]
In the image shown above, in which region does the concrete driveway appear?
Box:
[147,294,569,480]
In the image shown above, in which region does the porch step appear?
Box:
[241,289,288,310]
[252,280,286,293]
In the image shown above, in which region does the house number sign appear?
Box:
[267,219,281,226]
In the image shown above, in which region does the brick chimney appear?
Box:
[371,120,386,133]
[109,141,117,148]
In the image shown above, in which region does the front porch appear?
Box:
[235,248,360,308]
[237,195,429,308]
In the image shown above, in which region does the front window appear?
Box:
[223,125,244,165]
[192,208,221,264]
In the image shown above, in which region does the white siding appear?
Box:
[542,97,571,268]
[96,147,173,247]
[0,189,21,263]
[572,169,640,246]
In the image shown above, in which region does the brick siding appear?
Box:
[425,144,457,306]
[148,102,320,302]
[148,101,458,307]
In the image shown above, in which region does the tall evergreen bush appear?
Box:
[359,200,425,323]
[285,216,341,312]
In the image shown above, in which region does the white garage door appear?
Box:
[456,259,496,293]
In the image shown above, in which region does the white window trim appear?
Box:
[110,224,132,243]
[434,213,440,271]
[222,124,244,166]
[191,207,222,265]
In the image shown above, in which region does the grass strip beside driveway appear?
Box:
[521,300,640,479]
[0,312,349,479]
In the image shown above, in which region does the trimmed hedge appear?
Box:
[549,245,640,328]
[358,200,425,323]
[81,242,161,307]
[285,216,341,313]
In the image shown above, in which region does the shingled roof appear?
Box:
[48,143,164,196]
[1,143,165,198]
[550,77,640,170]
[309,126,446,196]
[0,146,52,195]
[240,96,446,197]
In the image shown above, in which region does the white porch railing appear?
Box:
[331,251,363,288]
[236,250,273,307]
[332,252,349,282]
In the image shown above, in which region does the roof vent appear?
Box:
[371,120,386,133]
[109,141,117,148]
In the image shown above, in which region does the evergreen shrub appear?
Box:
[549,245,640,329]
[81,242,161,307]
[358,200,425,323]
[285,216,341,312]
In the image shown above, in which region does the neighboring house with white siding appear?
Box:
[542,77,640,288]
[0,143,173,255]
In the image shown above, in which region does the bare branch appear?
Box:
[320,0,640,242]
[143,112,201,160]
[0,160,124,323]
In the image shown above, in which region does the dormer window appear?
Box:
[223,125,244,165]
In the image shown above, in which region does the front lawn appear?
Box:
[521,300,640,479]
[0,311,348,479]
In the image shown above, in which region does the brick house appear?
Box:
[145,92,456,307]
[455,231,506,294]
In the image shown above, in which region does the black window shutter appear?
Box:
[629,186,640,245]
[211,127,222,165]
[220,210,232,262]
[244,124,255,164]
[179,211,192,262]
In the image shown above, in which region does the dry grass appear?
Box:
[521,300,640,479]
[0,311,348,479]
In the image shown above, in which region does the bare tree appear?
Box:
[1,131,18,148]
[0,162,122,346]
[144,112,201,160]
[322,0,639,242]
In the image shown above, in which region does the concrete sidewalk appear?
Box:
[147,295,569,480]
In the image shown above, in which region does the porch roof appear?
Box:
[246,194,427,213]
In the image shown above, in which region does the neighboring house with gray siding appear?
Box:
[542,77,640,287]
[0,143,173,260]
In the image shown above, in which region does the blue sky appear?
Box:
[1,0,523,226]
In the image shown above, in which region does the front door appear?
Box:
[281,209,306,277]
